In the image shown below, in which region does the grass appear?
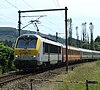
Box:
[53,60,100,90]
[0,61,100,90]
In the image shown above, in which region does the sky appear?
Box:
[0,0,100,40]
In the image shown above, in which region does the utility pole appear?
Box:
[56,32,58,42]
[89,22,94,50]
[86,32,89,49]
[81,22,87,48]
[67,18,72,45]
[81,22,87,42]
[65,7,68,72]
[18,10,21,36]
[76,26,79,47]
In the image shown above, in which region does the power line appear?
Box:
[45,18,63,30]
[4,0,19,10]
[0,14,16,22]
[52,0,64,18]
[55,0,61,8]
[52,0,59,7]
[52,0,61,8]
[22,0,34,9]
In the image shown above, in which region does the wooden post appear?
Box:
[86,80,89,90]
[30,79,33,90]
[86,80,98,90]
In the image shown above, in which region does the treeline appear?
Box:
[94,36,100,51]
[68,35,100,51]
[0,41,15,74]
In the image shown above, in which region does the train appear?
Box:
[14,34,100,70]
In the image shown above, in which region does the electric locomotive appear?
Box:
[14,34,63,70]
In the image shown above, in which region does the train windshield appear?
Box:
[16,37,37,48]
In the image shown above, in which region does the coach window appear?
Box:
[50,44,56,53]
[44,43,48,53]
[50,44,58,53]
[58,47,61,53]
[43,42,45,54]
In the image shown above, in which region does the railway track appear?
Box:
[0,61,94,89]
[0,71,32,87]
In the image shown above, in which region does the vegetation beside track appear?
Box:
[52,60,100,90]
[0,42,15,74]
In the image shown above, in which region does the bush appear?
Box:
[0,42,14,74]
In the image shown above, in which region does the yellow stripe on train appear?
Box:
[14,48,38,55]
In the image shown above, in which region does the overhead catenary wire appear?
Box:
[43,17,64,30]
[55,0,61,8]
[52,0,64,18]
[3,0,65,36]
[0,15,16,22]
[22,0,34,9]
[52,0,59,8]
[21,13,64,36]
[4,0,19,10]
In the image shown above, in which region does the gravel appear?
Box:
[0,66,67,90]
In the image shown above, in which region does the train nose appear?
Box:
[14,49,39,55]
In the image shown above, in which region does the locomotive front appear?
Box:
[14,34,41,70]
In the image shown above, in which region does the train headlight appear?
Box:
[32,55,37,59]
[15,55,18,58]
[33,55,36,58]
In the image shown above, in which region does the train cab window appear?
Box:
[27,39,37,48]
[16,38,37,48]
[16,39,26,48]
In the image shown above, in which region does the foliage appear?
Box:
[95,36,100,42]
[4,40,13,47]
[82,42,90,49]
[94,36,100,51]
[0,42,14,74]
[53,61,100,90]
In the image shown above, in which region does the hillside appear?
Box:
[0,27,65,43]
[0,27,37,42]
[0,27,80,48]
[0,27,18,42]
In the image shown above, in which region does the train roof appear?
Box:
[63,45,80,51]
[92,50,100,54]
[63,45,100,53]
[79,48,100,53]
[79,48,92,52]
[17,34,63,47]
[40,35,63,47]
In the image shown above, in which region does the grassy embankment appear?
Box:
[53,60,100,90]
[0,61,100,90]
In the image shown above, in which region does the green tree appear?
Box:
[0,42,14,74]
[95,36,100,42]
[94,36,100,51]
[94,42,100,51]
